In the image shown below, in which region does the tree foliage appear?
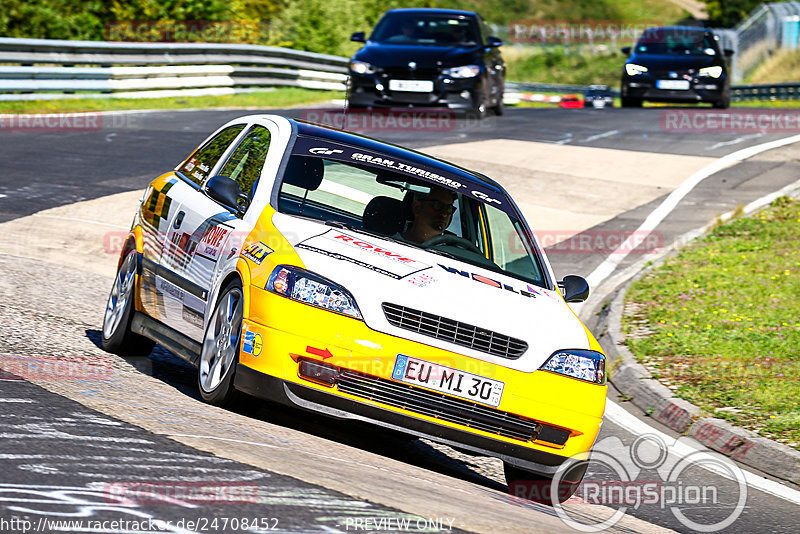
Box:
[704,0,763,27]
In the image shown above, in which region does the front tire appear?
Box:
[198,280,244,407]
[713,96,730,109]
[492,93,504,116]
[621,97,642,108]
[102,250,154,356]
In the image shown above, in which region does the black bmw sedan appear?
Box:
[347,8,505,117]
[620,26,732,109]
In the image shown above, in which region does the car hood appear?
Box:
[354,42,479,69]
[273,213,591,373]
[628,53,721,71]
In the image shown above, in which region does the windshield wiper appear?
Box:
[423,247,458,260]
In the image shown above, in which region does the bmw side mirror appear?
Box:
[621,46,631,55]
[724,48,734,56]
[559,275,590,303]
[351,32,366,43]
[487,36,502,47]
[206,175,245,215]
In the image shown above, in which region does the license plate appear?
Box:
[392,354,504,407]
[656,80,690,90]
[389,79,434,93]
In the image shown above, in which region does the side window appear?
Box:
[217,125,271,209]
[484,204,542,283]
[179,125,245,186]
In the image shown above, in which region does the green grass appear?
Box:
[732,100,800,108]
[623,196,800,449]
[505,47,626,85]
[745,49,800,84]
[0,88,342,115]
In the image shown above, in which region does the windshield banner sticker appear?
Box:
[291,136,510,213]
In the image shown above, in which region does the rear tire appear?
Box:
[102,250,155,356]
[198,280,244,407]
[713,96,730,109]
[504,462,582,505]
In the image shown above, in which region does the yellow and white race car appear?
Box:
[102,115,606,503]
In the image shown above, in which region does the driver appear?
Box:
[400,186,456,244]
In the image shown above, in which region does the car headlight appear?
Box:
[349,60,375,75]
[443,65,481,78]
[266,265,362,319]
[540,349,606,384]
[698,66,723,78]
[625,64,648,76]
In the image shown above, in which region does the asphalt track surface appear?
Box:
[1,105,799,533]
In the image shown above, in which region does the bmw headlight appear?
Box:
[444,65,481,78]
[540,349,606,384]
[349,60,375,75]
[267,265,362,319]
[625,64,648,76]
[698,66,723,78]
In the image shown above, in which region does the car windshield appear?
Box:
[371,13,479,46]
[635,29,717,55]
[276,140,546,287]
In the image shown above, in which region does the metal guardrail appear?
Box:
[2,37,800,103]
[0,37,348,100]
[509,81,800,103]
[731,82,800,101]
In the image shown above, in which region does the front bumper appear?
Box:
[348,72,483,110]
[236,286,606,475]
[622,75,728,104]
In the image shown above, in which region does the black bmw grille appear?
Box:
[382,303,528,359]
[337,369,540,441]
[382,67,440,79]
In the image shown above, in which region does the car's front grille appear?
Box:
[382,303,528,359]
[650,70,693,78]
[336,369,539,441]
[382,67,440,79]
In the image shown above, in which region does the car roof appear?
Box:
[382,7,478,18]
[291,118,505,194]
[642,25,713,34]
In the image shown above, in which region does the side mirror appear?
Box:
[351,31,366,43]
[724,48,734,56]
[487,36,503,48]
[621,46,631,55]
[559,275,590,303]
[206,175,245,215]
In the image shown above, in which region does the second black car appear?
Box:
[348,8,504,117]
[620,26,732,109]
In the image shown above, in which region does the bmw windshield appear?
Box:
[371,13,480,46]
[635,29,718,55]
